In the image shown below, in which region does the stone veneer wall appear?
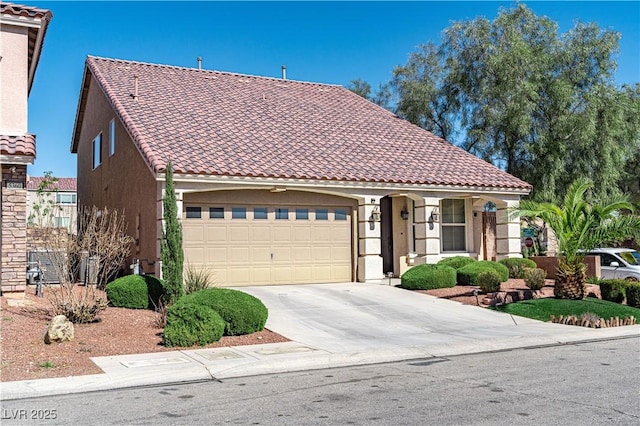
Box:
[1,164,28,294]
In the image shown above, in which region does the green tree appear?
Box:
[391,42,457,141]
[516,179,640,299]
[28,171,61,227]
[346,78,392,110]
[161,161,184,304]
[353,4,640,202]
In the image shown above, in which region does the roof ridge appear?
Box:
[86,55,343,88]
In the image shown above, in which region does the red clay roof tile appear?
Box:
[0,134,36,157]
[0,2,52,19]
[80,56,531,190]
[27,176,76,191]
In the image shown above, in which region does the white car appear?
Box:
[586,248,640,281]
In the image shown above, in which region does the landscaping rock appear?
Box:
[44,315,74,344]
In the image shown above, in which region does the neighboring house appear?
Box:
[0,3,52,294]
[71,56,531,286]
[26,176,78,231]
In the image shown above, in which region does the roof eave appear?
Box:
[27,11,51,94]
[70,64,92,153]
[0,154,35,165]
[157,172,532,196]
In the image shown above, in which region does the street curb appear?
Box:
[2,326,637,401]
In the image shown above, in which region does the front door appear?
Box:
[380,196,394,274]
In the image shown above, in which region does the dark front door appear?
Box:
[380,196,394,274]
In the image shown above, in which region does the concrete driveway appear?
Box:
[5,281,637,401]
[239,282,581,354]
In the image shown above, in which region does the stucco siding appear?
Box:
[75,77,158,274]
[0,25,28,134]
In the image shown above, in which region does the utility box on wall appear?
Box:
[27,250,62,284]
[79,252,100,285]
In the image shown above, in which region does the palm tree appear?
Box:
[516,179,640,299]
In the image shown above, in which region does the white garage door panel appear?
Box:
[184,247,205,264]
[207,225,227,241]
[230,227,250,242]
[251,247,271,262]
[294,247,312,261]
[184,225,206,242]
[183,204,352,286]
[229,247,250,262]
[252,227,270,242]
[228,268,250,284]
[314,247,332,261]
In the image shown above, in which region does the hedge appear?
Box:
[457,261,508,286]
[625,282,640,308]
[499,258,537,279]
[163,303,225,347]
[437,256,477,270]
[400,264,457,290]
[176,288,268,336]
[105,275,164,309]
[598,279,629,304]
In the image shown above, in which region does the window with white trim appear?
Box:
[56,193,77,204]
[441,199,466,252]
[93,133,102,169]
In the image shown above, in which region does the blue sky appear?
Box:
[27,1,640,178]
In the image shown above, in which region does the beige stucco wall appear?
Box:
[75,77,158,275]
[0,25,29,134]
[26,189,77,231]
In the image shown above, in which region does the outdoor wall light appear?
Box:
[370,205,381,222]
[430,207,440,222]
[400,206,409,220]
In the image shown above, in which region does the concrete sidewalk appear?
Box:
[2,283,639,400]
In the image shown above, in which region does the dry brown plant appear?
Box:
[31,206,134,323]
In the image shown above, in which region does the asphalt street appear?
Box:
[2,337,638,425]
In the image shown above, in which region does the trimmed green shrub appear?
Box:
[479,261,509,282]
[457,261,508,286]
[499,258,537,279]
[163,303,225,347]
[524,268,546,291]
[400,264,457,290]
[176,288,268,335]
[105,275,164,309]
[624,282,640,308]
[598,279,629,304]
[477,270,501,293]
[437,256,477,270]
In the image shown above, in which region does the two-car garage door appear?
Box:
[182,191,354,286]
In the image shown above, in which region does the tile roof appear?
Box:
[1,3,53,94]
[27,176,77,191]
[0,134,36,157]
[0,2,52,19]
[74,56,531,191]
